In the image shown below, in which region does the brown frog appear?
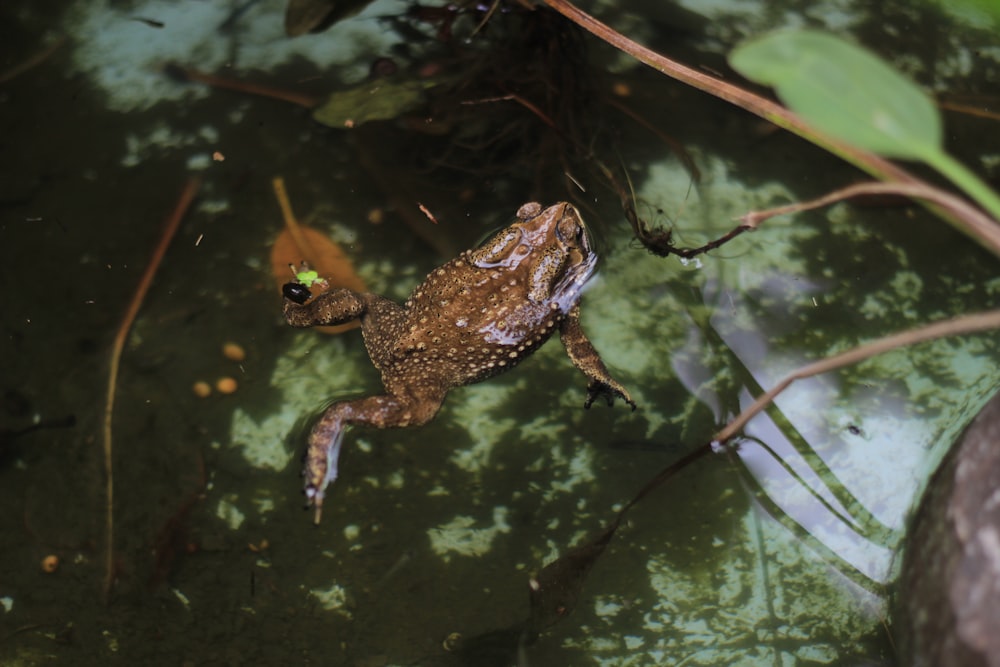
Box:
[282,202,635,523]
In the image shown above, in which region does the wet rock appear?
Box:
[897,389,1000,666]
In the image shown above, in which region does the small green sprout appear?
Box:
[288,262,329,291]
[296,268,321,287]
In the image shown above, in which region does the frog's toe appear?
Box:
[621,391,637,411]
[304,484,325,524]
[584,381,636,411]
[583,384,606,409]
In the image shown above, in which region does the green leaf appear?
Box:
[312,77,439,129]
[729,30,941,160]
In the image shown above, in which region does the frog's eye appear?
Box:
[283,282,312,304]
[555,217,583,245]
[517,202,543,221]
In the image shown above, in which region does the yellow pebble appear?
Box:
[41,554,59,573]
[222,342,246,362]
[192,381,212,398]
[216,377,238,394]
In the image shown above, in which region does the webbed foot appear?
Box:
[584,379,636,411]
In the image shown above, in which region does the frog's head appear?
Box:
[469,201,598,313]
[514,201,597,312]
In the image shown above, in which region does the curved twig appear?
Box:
[739,181,1000,255]
[0,36,66,84]
[103,178,200,601]
[714,309,1000,443]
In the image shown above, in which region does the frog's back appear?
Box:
[385,253,558,390]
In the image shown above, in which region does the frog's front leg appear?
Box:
[282,283,366,328]
[304,391,444,523]
[559,304,636,410]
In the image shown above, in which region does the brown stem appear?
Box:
[0,36,66,84]
[103,178,201,602]
[739,181,1000,256]
[272,176,314,265]
[713,309,1000,443]
[165,64,321,109]
[938,99,1000,123]
[542,0,1000,257]
[605,96,701,182]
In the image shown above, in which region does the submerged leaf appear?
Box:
[312,77,438,129]
[729,30,942,160]
[284,0,376,36]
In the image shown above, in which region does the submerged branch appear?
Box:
[0,36,66,84]
[103,178,200,602]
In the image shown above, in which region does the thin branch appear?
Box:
[163,64,321,109]
[0,36,66,84]
[542,0,1000,257]
[939,99,1000,123]
[713,309,1000,443]
[272,176,314,262]
[103,178,200,602]
[738,181,1000,257]
[605,96,701,182]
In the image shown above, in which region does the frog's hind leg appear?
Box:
[303,392,443,524]
[559,304,636,410]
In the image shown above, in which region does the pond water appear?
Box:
[1,0,998,665]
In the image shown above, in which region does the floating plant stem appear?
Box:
[0,36,66,84]
[714,309,1000,444]
[103,177,200,601]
